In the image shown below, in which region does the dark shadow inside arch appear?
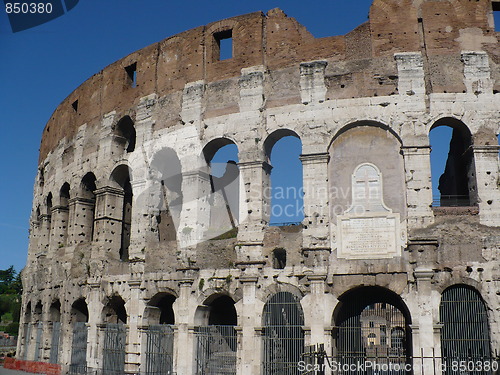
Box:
[430,118,474,207]
[111,165,133,261]
[103,295,127,324]
[69,299,89,373]
[115,116,136,153]
[333,286,412,369]
[147,293,176,325]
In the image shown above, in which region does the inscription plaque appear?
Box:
[336,163,402,259]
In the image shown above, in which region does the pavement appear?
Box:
[0,368,31,375]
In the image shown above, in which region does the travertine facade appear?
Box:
[18,1,500,374]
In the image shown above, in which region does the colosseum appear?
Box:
[14,0,500,374]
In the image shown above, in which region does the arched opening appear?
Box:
[111,165,133,261]
[114,116,136,153]
[202,139,240,239]
[58,183,71,246]
[440,285,491,373]
[144,293,176,375]
[46,193,53,215]
[80,173,97,241]
[333,287,411,367]
[149,148,183,242]
[102,295,127,375]
[49,300,61,364]
[69,298,89,374]
[264,130,303,226]
[194,294,237,375]
[430,119,475,207]
[33,302,43,361]
[263,291,304,375]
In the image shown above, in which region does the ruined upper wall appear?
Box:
[39,0,499,163]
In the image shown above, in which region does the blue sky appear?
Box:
[0,1,494,272]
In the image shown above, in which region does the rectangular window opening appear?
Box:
[72,100,78,112]
[493,3,500,31]
[125,63,137,88]
[214,30,233,61]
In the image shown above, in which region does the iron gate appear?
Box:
[263,292,305,375]
[440,285,492,375]
[49,321,61,364]
[102,323,127,375]
[33,322,43,361]
[194,325,236,375]
[144,324,175,375]
[69,322,88,374]
[335,302,409,375]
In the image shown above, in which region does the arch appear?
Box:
[201,138,240,235]
[32,301,43,361]
[102,295,127,375]
[333,286,411,364]
[264,129,303,225]
[114,115,136,153]
[429,117,475,207]
[80,172,97,241]
[59,182,70,206]
[69,298,89,373]
[143,292,177,375]
[110,165,133,261]
[145,293,176,325]
[46,193,53,216]
[262,292,305,375]
[194,294,237,374]
[49,300,61,364]
[202,137,237,164]
[440,284,491,369]
[328,120,403,150]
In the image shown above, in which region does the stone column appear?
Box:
[38,214,51,254]
[401,146,434,228]
[174,276,195,375]
[68,197,95,246]
[236,160,271,263]
[237,276,260,375]
[87,282,102,371]
[125,280,143,373]
[93,186,124,260]
[472,145,500,226]
[461,51,493,95]
[300,153,330,259]
[59,301,72,370]
[412,268,438,375]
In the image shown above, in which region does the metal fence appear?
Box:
[263,292,305,375]
[302,345,499,375]
[432,195,471,207]
[194,325,237,375]
[49,321,61,364]
[102,323,127,375]
[440,286,492,375]
[69,322,88,375]
[144,324,175,375]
